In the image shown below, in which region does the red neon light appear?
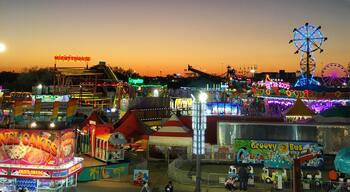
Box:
[54,55,91,62]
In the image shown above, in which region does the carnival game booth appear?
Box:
[80,111,126,163]
[170,97,242,117]
[285,98,315,122]
[94,132,126,163]
[0,127,83,192]
[114,110,154,144]
[148,114,192,160]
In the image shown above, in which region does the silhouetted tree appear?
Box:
[0,67,54,91]
[113,67,140,81]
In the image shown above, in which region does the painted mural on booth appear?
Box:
[234,139,323,168]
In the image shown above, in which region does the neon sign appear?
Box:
[257,75,290,90]
[68,163,82,175]
[11,169,50,178]
[0,129,75,166]
[254,87,350,99]
[0,131,58,156]
[128,78,144,85]
[52,170,68,178]
[54,55,91,62]
[257,81,290,90]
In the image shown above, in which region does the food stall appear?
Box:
[95,133,126,163]
[0,128,83,192]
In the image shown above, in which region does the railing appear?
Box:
[167,158,195,185]
[202,151,236,161]
[167,158,350,191]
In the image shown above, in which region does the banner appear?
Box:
[77,163,129,182]
[51,101,60,121]
[0,129,75,166]
[66,99,77,119]
[234,139,323,168]
[133,169,149,186]
[34,99,41,117]
[13,100,24,123]
[11,169,50,178]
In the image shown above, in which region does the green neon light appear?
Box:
[128,77,144,84]
[133,84,167,88]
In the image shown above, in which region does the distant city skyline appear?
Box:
[0,0,349,76]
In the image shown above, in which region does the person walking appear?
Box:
[238,165,248,191]
[165,181,173,192]
[140,181,151,192]
[224,177,237,191]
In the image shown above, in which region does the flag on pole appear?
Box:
[14,100,24,123]
[34,99,41,118]
[51,101,60,121]
[66,99,77,122]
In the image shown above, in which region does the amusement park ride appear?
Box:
[321,63,349,88]
[289,22,327,87]
[290,23,349,88]
[53,58,128,111]
[187,64,250,91]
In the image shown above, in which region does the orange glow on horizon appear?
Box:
[0,1,349,76]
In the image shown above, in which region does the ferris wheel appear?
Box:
[321,63,348,87]
[289,23,327,54]
[289,23,327,87]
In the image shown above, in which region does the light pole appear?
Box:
[192,92,208,192]
[37,84,43,95]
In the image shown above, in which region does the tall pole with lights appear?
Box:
[192,92,207,192]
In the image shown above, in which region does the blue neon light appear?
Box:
[293,23,325,53]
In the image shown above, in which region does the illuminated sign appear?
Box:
[0,131,58,156]
[33,95,69,102]
[68,163,82,175]
[128,78,144,85]
[0,129,75,166]
[174,98,193,108]
[256,75,290,90]
[52,170,68,178]
[54,55,91,62]
[257,80,290,90]
[253,87,350,99]
[0,168,7,175]
[234,139,323,168]
[11,169,50,178]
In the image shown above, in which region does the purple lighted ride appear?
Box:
[321,63,349,88]
[264,97,350,114]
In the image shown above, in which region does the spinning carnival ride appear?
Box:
[321,63,349,88]
[289,23,327,87]
[253,23,350,115]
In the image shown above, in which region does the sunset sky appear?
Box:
[0,0,349,76]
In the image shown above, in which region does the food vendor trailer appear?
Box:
[0,128,83,192]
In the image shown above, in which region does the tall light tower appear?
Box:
[192,92,208,192]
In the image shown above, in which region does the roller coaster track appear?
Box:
[91,62,120,83]
[187,65,224,82]
[91,62,122,107]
